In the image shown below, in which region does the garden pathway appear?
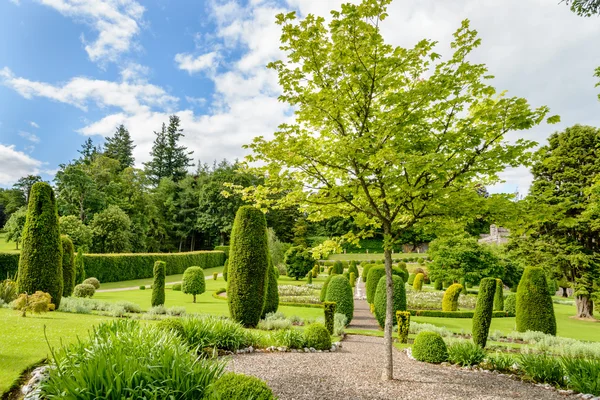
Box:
[96,273,222,293]
[348,279,380,330]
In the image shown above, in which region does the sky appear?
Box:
[0,0,599,194]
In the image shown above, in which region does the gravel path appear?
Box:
[349,279,379,330]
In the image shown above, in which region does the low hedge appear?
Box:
[408,310,508,318]
[214,246,230,259]
[213,289,323,308]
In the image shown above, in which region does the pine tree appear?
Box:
[78,138,100,165]
[104,125,135,170]
[144,123,168,185]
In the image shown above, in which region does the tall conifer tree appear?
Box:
[104,125,136,170]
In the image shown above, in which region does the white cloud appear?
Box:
[18,131,40,143]
[174,52,219,74]
[185,96,206,107]
[29,121,39,128]
[0,144,42,185]
[9,0,20,5]
[36,0,145,63]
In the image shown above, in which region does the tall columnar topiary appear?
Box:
[374,275,406,328]
[396,311,410,344]
[349,272,356,287]
[442,283,463,311]
[17,182,63,308]
[312,264,319,278]
[60,235,76,297]
[413,273,424,291]
[74,248,85,284]
[366,266,386,304]
[348,262,359,279]
[320,275,333,302]
[332,261,344,275]
[262,265,279,318]
[307,271,313,284]
[493,278,504,311]
[182,266,206,303]
[323,301,336,334]
[407,273,416,286]
[516,267,557,335]
[362,264,373,282]
[434,279,443,291]
[472,278,496,348]
[228,206,269,327]
[223,259,228,282]
[325,275,354,324]
[151,261,166,307]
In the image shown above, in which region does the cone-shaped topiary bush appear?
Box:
[17,182,63,308]
[151,261,166,307]
[472,277,496,348]
[332,261,344,275]
[74,248,85,284]
[182,266,205,303]
[228,206,269,327]
[516,267,556,335]
[493,278,504,311]
[412,331,448,363]
[61,235,75,297]
[413,273,424,291]
[505,293,516,315]
[348,262,359,279]
[374,275,406,328]
[434,279,443,291]
[262,263,279,318]
[366,266,385,304]
[442,284,463,311]
[325,275,354,324]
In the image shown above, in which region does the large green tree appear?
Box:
[563,0,600,16]
[104,125,136,170]
[4,207,27,249]
[236,0,556,379]
[13,175,42,203]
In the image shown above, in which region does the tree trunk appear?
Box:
[381,223,394,381]
[561,287,568,298]
[576,295,594,318]
[179,238,183,253]
[221,232,226,246]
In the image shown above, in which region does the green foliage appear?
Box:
[182,266,206,303]
[410,310,508,318]
[179,315,249,351]
[482,353,516,373]
[396,311,410,344]
[61,235,76,297]
[17,182,63,308]
[73,284,96,298]
[413,273,424,291]
[59,215,93,252]
[374,275,406,328]
[516,267,557,335]
[519,353,565,387]
[89,205,132,253]
[303,323,331,350]
[151,261,166,307]
[407,273,416,285]
[82,251,224,283]
[82,277,100,289]
[366,266,386,304]
[412,331,448,363]
[320,275,333,302]
[325,275,354,324]
[442,284,463,312]
[434,279,443,291]
[312,264,319,278]
[472,277,496,348]
[393,265,409,283]
[223,259,228,281]
[262,265,279,318]
[348,261,358,278]
[172,283,182,291]
[323,301,336,334]
[156,317,185,337]
[562,357,600,395]
[459,278,467,294]
[504,293,516,315]
[0,253,20,280]
[74,249,85,284]
[228,206,269,327]
[447,342,486,366]
[212,373,274,400]
[13,291,52,316]
[493,279,504,311]
[4,207,26,249]
[214,245,229,257]
[332,260,344,275]
[0,279,17,303]
[307,271,312,284]
[104,124,136,170]
[349,271,356,287]
[284,245,315,280]
[362,264,373,282]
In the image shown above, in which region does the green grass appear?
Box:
[99,266,225,290]
[327,253,427,261]
[0,232,18,252]
[0,308,113,394]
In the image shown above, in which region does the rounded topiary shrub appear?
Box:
[228,206,269,327]
[472,277,496,348]
[332,261,344,275]
[17,182,63,308]
[223,259,228,282]
[61,235,76,297]
[172,283,182,291]
[284,245,315,280]
[182,266,205,303]
[493,278,504,311]
[413,273,424,291]
[262,264,279,318]
[73,283,95,298]
[412,331,448,363]
[362,264,373,282]
[442,284,463,312]
[151,261,166,307]
[434,279,443,291]
[392,266,409,282]
[212,372,274,400]
[74,249,85,284]
[366,266,385,304]
[505,293,516,315]
[516,267,556,335]
[348,261,359,279]
[156,318,185,337]
[303,323,331,350]
[82,277,100,289]
[325,275,354,324]
[374,275,406,328]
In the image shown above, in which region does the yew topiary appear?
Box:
[320,275,333,302]
[366,266,386,304]
[323,301,336,334]
[227,206,269,327]
[332,261,344,275]
[434,279,443,291]
[262,264,279,318]
[325,275,354,324]
[304,323,331,350]
[407,273,416,285]
[348,261,358,279]
[413,273,424,291]
[412,331,448,363]
[442,283,463,311]
[504,293,516,315]
[362,264,373,282]
[74,248,85,284]
[396,311,411,344]
[151,261,166,307]
[284,245,315,280]
[17,182,63,308]
[61,235,76,297]
[516,267,556,335]
[472,277,496,348]
[182,266,205,303]
[374,275,406,328]
[223,259,228,282]
[493,278,504,311]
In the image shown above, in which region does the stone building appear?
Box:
[478,224,510,245]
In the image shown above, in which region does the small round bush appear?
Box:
[412,331,448,363]
[139,285,146,290]
[172,283,182,291]
[82,277,100,289]
[325,275,354,324]
[413,273,424,291]
[156,318,185,337]
[212,372,274,400]
[182,266,206,303]
[374,275,406,328]
[73,283,95,298]
[505,293,516,315]
[303,323,331,350]
[284,245,315,280]
[366,266,386,304]
[516,267,556,335]
[442,284,463,312]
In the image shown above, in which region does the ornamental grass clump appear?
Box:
[442,283,463,311]
[516,267,556,335]
[472,277,496,348]
[482,353,516,373]
[412,331,448,363]
[325,275,354,324]
[447,341,486,366]
[519,353,565,387]
[561,357,600,395]
[180,315,250,351]
[212,372,275,400]
[374,275,406,328]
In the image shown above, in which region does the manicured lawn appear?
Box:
[99,266,225,290]
[277,274,327,286]
[0,308,113,394]
[0,232,18,252]
[327,253,427,261]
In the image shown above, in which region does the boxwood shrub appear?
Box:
[412,331,448,363]
[493,278,504,311]
[73,283,95,298]
[212,373,274,400]
[262,265,279,318]
[303,323,331,350]
[151,261,166,307]
[516,267,556,335]
[472,277,496,348]
[325,275,354,324]
[182,266,205,303]
[504,293,516,315]
[442,284,463,312]
[348,261,359,279]
[332,260,344,275]
[413,273,424,291]
[366,266,386,304]
[374,275,406,328]
[362,264,373,282]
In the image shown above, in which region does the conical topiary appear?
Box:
[61,235,75,297]
[516,267,556,335]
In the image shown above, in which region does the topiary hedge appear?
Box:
[362,264,373,282]
[74,249,85,284]
[396,311,410,344]
[516,267,556,335]
[214,245,230,260]
[348,261,359,279]
[151,261,166,307]
[332,260,344,275]
[407,273,416,286]
[17,182,63,308]
[442,284,463,312]
[472,277,496,348]
[366,266,386,304]
[325,275,354,325]
[227,206,269,328]
[493,278,504,311]
[504,293,516,316]
[374,275,406,328]
[412,331,448,363]
[434,279,443,291]
[212,372,274,400]
[82,251,224,283]
[323,301,336,334]
[320,275,333,302]
[304,323,331,350]
[61,235,76,297]
[413,273,424,291]
[182,266,205,303]
[262,264,279,318]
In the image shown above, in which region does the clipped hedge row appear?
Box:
[214,246,230,259]
[83,251,225,283]
[408,310,509,318]
[0,252,20,279]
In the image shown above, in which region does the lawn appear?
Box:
[99,266,225,290]
[0,308,113,394]
[327,253,427,261]
[0,232,18,252]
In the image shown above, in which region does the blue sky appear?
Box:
[1,0,600,194]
